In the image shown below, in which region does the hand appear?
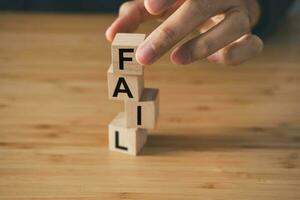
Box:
[106,0,263,66]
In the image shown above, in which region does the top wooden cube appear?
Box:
[112,33,146,75]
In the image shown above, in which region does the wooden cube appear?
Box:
[108,112,147,155]
[112,33,145,75]
[125,88,159,129]
[107,65,144,101]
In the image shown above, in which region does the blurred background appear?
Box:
[0,0,299,13]
[0,0,299,39]
[0,0,126,12]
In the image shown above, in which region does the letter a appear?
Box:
[112,77,133,98]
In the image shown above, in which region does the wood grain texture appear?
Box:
[0,13,300,199]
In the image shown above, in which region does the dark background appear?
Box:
[0,0,126,12]
[0,0,299,38]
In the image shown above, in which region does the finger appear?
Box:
[207,34,263,65]
[105,0,154,42]
[144,0,178,15]
[137,0,222,65]
[199,14,225,34]
[170,9,251,65]
[199,19,216,33]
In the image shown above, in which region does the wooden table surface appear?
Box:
[0,13,299,199]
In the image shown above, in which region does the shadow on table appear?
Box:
[140,127,300,156]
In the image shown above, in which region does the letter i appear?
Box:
[137,106,142,126]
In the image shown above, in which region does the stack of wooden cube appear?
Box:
[107,33,159,155]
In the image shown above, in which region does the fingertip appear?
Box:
[144,0,172,15]
[105,17,129,42]
[207,53,220,62]
[136,43,156,65]
[253,35,264,54]
[144,0,159,15]
[105,18,121,42]
[170,48,191,65]
[105,26,114,42]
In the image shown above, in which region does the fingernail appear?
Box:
[136,43,156,65]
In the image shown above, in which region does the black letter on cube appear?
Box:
[119,48,134,70]
[115,131,128,151]
[137,106,142,125]
[112,77,133,98]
